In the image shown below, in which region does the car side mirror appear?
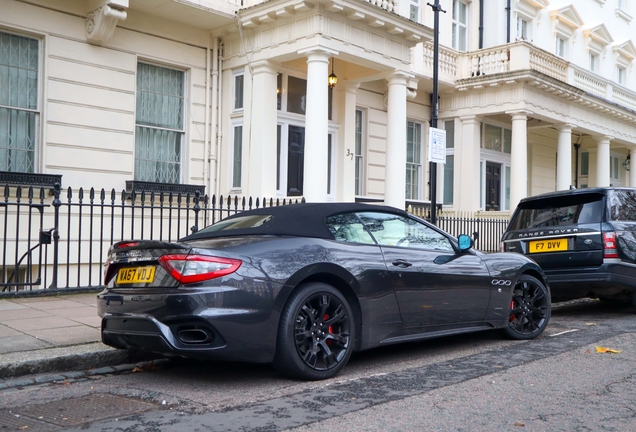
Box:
[457,234,474,252]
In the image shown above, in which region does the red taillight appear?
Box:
[603,232,618,258]
[158,254,242,284]
[116,241,139,249]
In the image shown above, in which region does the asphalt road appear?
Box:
[2,299,635,431]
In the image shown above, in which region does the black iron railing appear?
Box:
[2,182,509,293]
[436,215,510,253]
[1,183,303,292]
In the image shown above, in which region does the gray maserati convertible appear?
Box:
[98,202,550,380]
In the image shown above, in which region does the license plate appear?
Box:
[529,238,568,253]
[116,266,156,284]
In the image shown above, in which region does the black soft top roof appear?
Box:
[180,202,408,241]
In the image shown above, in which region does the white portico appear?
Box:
[220,0,433,203]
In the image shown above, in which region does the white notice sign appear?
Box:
[428,127,446,164]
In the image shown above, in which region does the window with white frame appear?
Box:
[135,62,184,183]
[232,124,243,189]
[327,133,334,196]
[516,16,529,41]
[406,121,423,200]
[617,64,627,85]
[410,0,421,22]
[618,0,625,9]
[480,123,512,211]
[482,124,512,154]
[555,35,567,57]
[589,52,599,72]
[452,0,468,52]
[580,152,589,176]
[443,120,455,206]
[355,109,365,196]
[234,70,244,110]
[0,31,39,173]
[610,155,620,182]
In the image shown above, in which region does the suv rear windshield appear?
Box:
[608,190,636,222]
[509,194,604,230]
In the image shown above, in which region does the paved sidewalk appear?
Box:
[0,293,139,381]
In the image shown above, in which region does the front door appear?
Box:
[356,211,492,327]
[486,162,501,211]
[287,126,305,196]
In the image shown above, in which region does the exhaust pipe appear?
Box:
[177,328,212,344]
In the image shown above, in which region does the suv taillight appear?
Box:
[158,254,242,284]
[603,232,618,258]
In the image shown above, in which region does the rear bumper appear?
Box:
[97,287,281,363]
[545,261,636,298]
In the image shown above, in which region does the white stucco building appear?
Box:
[2,0,636,216]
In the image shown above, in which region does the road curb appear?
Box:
[0,345,160,382]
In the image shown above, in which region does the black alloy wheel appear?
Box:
[504,274,551,340]
[274,282,354,380]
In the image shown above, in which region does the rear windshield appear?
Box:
[197,214,273,233]
[609,190,636,221]
[509,194,604,230]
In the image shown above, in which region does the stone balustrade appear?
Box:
[361,0,398,12]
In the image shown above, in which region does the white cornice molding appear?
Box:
[549,4,584,35]
[86,1,128,43]
[237,0,431,44]
[454,69,636,125]
[615,7,633,23]
[582,23,613,53]
[612,39,636,63]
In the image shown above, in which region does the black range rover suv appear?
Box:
[502,187,636,306]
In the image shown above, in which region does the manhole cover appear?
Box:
[0,410,58,431]
[12,393,160,427]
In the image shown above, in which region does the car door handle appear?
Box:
[392,259,412,268]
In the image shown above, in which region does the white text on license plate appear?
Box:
[116,266,156,284]
[529,238,567,253]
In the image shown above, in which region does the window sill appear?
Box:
[616,8,633,22]
[0,171,62,190]
[125,180,205,196]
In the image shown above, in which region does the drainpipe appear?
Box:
[506,0,511,43]
[203,36,211,193]
[479,0,484,49]
[214,39,223,199]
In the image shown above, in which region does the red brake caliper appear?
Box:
[509,300,516,322]
[324,314,333,345]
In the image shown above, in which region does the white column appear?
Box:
[335,82,360,202]
[457,116,481,212]
[596,135,612,187]
[508,110,532,210]
[384,72,410,209]
[301,49,334,202]
[556,124,574,191]
[248,61,278,198]
[630,146,636,187]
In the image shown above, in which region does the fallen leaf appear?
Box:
[132,367,143,373]
[514,422,525,427]
[596,346,622,354]
[585,322,597,326]
[585,349,590,354]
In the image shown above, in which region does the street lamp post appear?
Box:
[428,0,445,225]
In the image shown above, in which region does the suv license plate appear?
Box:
[117,266,156,284]
[529,238,568,253]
